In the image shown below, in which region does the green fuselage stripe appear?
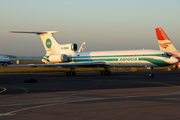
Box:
[138,58,170,66]
[70,54,170,59]
[68,54,170,66]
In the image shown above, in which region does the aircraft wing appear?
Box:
[8,62,110,68]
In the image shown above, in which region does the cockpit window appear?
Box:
[162,52,172,57]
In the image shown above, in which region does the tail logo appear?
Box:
[46,38,52,48]
[159,42,171,49]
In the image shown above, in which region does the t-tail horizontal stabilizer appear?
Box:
[9,31,58,35]
[10,31,62,54]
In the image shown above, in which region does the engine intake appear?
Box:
[71,43,77,51]
[60,43,77,52]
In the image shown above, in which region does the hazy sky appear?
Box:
[0,0,180,56]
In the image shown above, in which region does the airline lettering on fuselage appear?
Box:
[118,58,137,61]
[61,47,69,50]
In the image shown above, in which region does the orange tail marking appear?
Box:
[155,28,170,41]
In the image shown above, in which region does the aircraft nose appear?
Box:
[169,56,178,64]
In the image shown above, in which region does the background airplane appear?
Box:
[0,55,13,66]
[9,31,178,77]
[155,27,180,68]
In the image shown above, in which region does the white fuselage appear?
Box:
[63,49,177,67]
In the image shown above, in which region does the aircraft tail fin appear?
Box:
[155,28,177,52]
[78,42,86,52]
[9,31,61,55]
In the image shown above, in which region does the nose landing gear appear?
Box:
[147,67,154,77]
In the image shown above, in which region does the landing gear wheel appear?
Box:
[99,71,111,75]
[149,73,154,77]
[64,72,76,76]
[72,72,76,76]
[64,72,69,76]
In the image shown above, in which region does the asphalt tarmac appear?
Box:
[1,70,180,120]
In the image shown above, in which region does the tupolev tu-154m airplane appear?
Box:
[9,31,178,77]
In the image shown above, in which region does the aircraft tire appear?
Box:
[102,71,106,75]
[99,71,111,75]
[108,71,111,75]
[65,72,76,76]
[149,73,154,77]
[72,72,76,76]
[65,72,69,76]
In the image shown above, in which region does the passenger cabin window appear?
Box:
[162,52,172,57]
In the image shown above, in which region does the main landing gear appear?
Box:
[64,71,76,76]
[64,67,76,76]
[148,67,154,77]
[99,68,111,75]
